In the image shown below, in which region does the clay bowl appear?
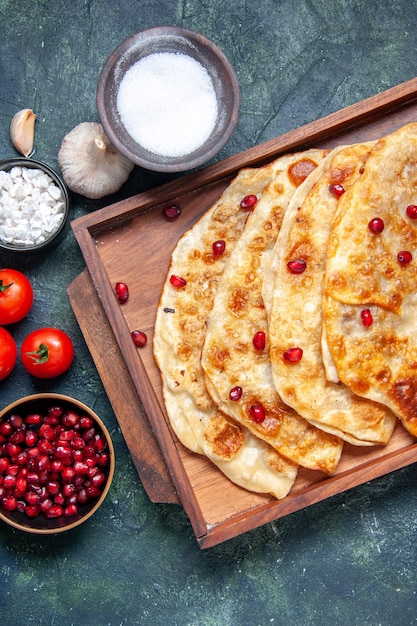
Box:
[96,26,240,172]
[0,393,115,534]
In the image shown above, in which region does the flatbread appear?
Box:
[154,159,302,499]
[201,149,344,474]
[267,143,396,446]
[322,123,417,437]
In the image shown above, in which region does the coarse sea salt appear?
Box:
[117,52,218,158]
[0,166,66,247]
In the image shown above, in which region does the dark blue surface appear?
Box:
[1,1,417,624]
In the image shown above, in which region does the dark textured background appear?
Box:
[1,1,417,625]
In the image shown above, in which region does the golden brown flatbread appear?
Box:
[267,143,396,446]
[154,159,301,499]
[322,123,417,437]
[201,149,344,474]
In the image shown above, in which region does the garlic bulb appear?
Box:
[10,108,37,157]
[58,122,134,199]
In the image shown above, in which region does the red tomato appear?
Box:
[0,269,34,325]
[21,327,74,378]
[0,327,17,381]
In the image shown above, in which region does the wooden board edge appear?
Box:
[197,444,417,549]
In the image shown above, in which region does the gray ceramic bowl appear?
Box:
[96,27,240,172]
[0,158,70,253]
[0,393,115,534]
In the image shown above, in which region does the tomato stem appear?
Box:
[25,343,50,364]
[0,280,14,293]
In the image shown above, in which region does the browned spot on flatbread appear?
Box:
[204,411,245,459]
[288,158,321,186]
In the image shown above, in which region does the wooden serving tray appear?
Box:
[70,77,417,548]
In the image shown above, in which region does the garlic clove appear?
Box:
[10,109,37,157]
[58,122,134,200]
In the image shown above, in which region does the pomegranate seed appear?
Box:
[249,404,266,424]
[329,183,345,197]
[0,422,13,437]
[368,217,384,234]
[74,462,89,475]
[25,430,38,447]
[14,451,27,466]
[46,480,60,495]
[25,504,40,518]
[240,194,258,210]
[63,504,78,517]
[10,414,23,429]
[94,435,106,453]
[170,274,187,288]
[229,386,243,401]
[71,436,85,450]
[62,411,79,428]
[40,498,53,513]
[86,485,101,499]
[212,240,226,256]
[79,416,93,429]
[38,440,55,455]
[361,309,373,327]
[58,430,76,443]
[10,429,26,445]
[252,331,266,351]
[397,250,413,265]
[77,488,89,504]
[48,405,64,418]
[38,455,51,473]
[7,464,19,476]
[51,459,64,473]
[163,204,181,221]
[287,258,307,274]
[45,504,63,519]
[4,474,16,489]
[54,493,65,506]
[15,477,27,495]
[1,495,17,511]
[63,483,76,498]
[61,467,75,482]
[83,445,96,458]
[73,450,84,464]
[83,427,95,443]
[91,472,106,487]
[283,347,303,363]
[39,423,56,441]
[25,413,42,425]
[406,204,417,219]
[96,452,109,467]
[131,330,147,347]
[0,458,9,474]
[115,281,129,303]
[5,442,21,458]
[25,491,40,505]
[44,414,60,426]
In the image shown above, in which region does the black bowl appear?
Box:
[0,158,70,253]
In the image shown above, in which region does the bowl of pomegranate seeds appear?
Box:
[0,393,115,534]
[97,26,240,172]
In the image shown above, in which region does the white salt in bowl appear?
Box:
[0,158,70,253]
[96,27,240,172]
